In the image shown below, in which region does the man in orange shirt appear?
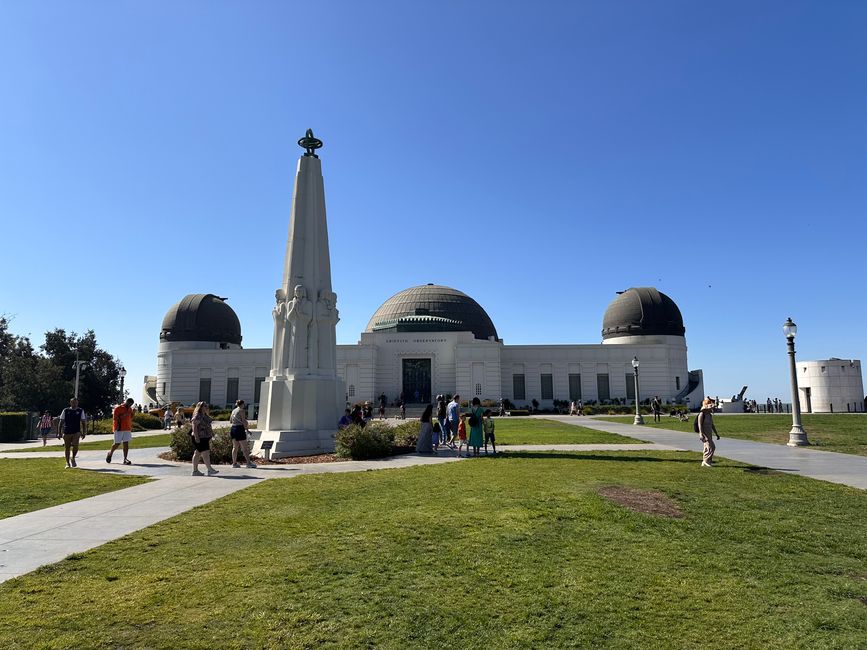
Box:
[107,397,135,465]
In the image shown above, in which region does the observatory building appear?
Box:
[148,285,704,412]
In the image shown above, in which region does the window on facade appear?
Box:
[513,374,526,401]
[675,376,681,391]
[540,374,553,400]
[597,374,610,401]
[625,374,635,400]
[568,374,582,401]
[226,378,239,407]
[253,377,265,404]
[349,384,356,398]
[198,379,212,404]
[475,383,482,396]
[162,382,166,396]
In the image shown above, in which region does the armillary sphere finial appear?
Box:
[298,129,323,157]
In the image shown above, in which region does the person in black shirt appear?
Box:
[59,398,87,469]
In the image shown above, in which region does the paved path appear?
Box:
[549,415,867,490]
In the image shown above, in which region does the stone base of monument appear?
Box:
[250,374,344,458]
[248,428,336,458]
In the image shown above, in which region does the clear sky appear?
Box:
[1,1,865,404]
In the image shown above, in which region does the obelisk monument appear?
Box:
[251,129,344,457]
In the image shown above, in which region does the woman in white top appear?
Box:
[229,400,257,469]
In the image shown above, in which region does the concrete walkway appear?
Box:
[549,415,867,490]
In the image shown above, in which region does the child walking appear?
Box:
[483,409,496,454]
[456,415,468,457]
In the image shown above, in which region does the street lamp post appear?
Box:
[631,356,644,425]
[72,351,87,400]
[783,318,809,446]
[119,366,127,403]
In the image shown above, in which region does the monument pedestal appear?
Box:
[251,374,344,457]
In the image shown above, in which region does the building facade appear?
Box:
[796,359,864,413]
[149,285,705,412]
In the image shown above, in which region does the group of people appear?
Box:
[185,399,257,475]
[416,395,496,457]
[568,400,584,416]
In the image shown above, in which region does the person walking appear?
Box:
[482,409,496,454]
[456,415,468,457]
[229,400,257,469]
[107,398,135,465]
[577,399,584,416]
[569,400,577,416]
[446,394,461,449]
[379,393,387,419]
[651,396,661,422]
[190,401,219,476]
[163,406,173,430]
[436,395,448,446]
[174,404,186,428]
[58,398,86,468]
[697,398,720,467]
[468,397,484,457]
[37,411,53,446]
[416,404,434,453]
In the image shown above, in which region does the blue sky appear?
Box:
[1,1,865,403]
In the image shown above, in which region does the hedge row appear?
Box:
[0,412,27,442]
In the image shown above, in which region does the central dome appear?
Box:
[366,284,498,341]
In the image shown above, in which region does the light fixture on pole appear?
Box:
[119,366,127,402]
[783,318,809,446]
[631,356,644,425]
[72,351,87,400]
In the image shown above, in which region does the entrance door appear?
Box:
[402,359,431,404]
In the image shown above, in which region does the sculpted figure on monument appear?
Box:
[316,290,339,371]
[286,284,313,370]
[270,288,288,374]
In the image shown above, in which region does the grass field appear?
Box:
[492,417,642,445]
[607,414,867,456]
[2,433,173,454]
[0,451,863,648]
[0,459,150,519]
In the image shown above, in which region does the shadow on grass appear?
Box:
[495,451,701,463]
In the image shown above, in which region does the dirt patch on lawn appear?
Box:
[598,486,684,519]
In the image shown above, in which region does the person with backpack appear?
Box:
[651,396,661,422]
[696,398,720,467]
[468,397,484,457]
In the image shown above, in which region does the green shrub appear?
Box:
[0,412,27,442]
[170,425,195,461]
[169,424,235,464]
[392,421,420,448]
[582,406,595,415]
[335,421,394,460]
[210,409,232,421]
[134,413,163,430]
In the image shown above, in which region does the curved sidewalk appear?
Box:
[548,415,867,490]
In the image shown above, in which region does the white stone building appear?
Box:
[796,359,864,413]
[149,285,704,413]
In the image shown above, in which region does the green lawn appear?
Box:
[0,458,150,519]
[0,452,864,648]
[493,417,642,444]
[607,414,867,456]
[2,433,173,453]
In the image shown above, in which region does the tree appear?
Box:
[0,318,123,416]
